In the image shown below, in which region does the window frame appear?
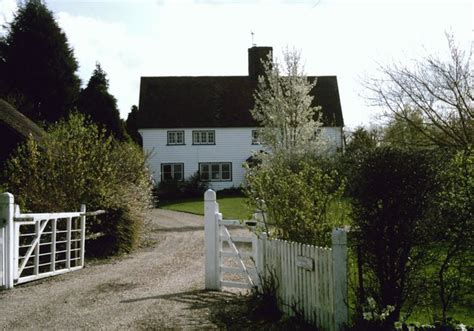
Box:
[192,130,216,145]
[161,163,184,182]
[198,162,232,182]
[167,130,185,145]
[251,129,260,145]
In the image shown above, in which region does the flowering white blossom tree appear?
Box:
[251,48,326,159]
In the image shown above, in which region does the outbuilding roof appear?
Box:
[0,98,47,164]
[0,99,46,143]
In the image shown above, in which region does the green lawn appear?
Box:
[159,196,252,220]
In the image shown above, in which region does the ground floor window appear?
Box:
[161,163,184,181]
[199,162,232,182]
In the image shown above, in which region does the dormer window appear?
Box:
[193,130,215,145]
[167,130,185,145]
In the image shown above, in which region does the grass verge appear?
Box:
[159,196,252,220]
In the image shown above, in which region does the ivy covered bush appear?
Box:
[3,113,153,256]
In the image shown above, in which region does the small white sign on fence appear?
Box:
[296,255,314,271]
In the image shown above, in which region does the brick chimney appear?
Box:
[248,46,273,81]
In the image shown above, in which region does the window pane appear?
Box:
[163,164,172,173]
[211,164,220,179]
[173,164,182,174]
[208,131,215,143]
[162,164,172,180]
[221,164,230,172]
[174,171,182,181]
[193,132,199,144]
[176,132,183,144]
[200,164,209,180]
[168,132,175,144]
[221,164,230,180]
[222,170,230,180]
[201,132,207,143]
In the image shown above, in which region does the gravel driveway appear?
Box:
[0,209,249,329]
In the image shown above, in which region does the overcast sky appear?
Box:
[0,0,472,128]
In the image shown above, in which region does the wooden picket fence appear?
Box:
[204,189,348,331]
[261,235,348,331]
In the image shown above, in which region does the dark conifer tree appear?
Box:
[77,63,127,140]
[125,105,142,146]
[0,0,80,123]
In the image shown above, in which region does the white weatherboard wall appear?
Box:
[140,127,260,191]
[140,127,343,190]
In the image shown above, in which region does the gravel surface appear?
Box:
[0,209,251,330]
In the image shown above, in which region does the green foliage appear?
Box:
[427,150,474,324]
[382,109,434,148]
[157,171,208,201]
[0,0,80,123]
[341,127,379,196]
[3,113,153,255]
[77,63,128,140]
[245,156,345,246]
[350,147,437,329]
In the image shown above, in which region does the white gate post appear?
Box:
[0,192,15,289]
[332,228,348,330]
[204,189,220,290]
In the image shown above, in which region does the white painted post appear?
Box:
[332,228,348,331]
[80,204,86,267]
[204,189,220,290]
[0,193,15,289]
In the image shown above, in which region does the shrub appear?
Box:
[157,171,208,201]
[245,155,345,246]
[3,113,153,255]
[428,150,474,324]
[350,147,437,329]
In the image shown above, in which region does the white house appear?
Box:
[137,46,344,191]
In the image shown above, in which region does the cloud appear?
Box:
[0,0,17,35]
[56,12,161,118]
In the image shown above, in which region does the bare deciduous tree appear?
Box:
[365,34,473,152]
